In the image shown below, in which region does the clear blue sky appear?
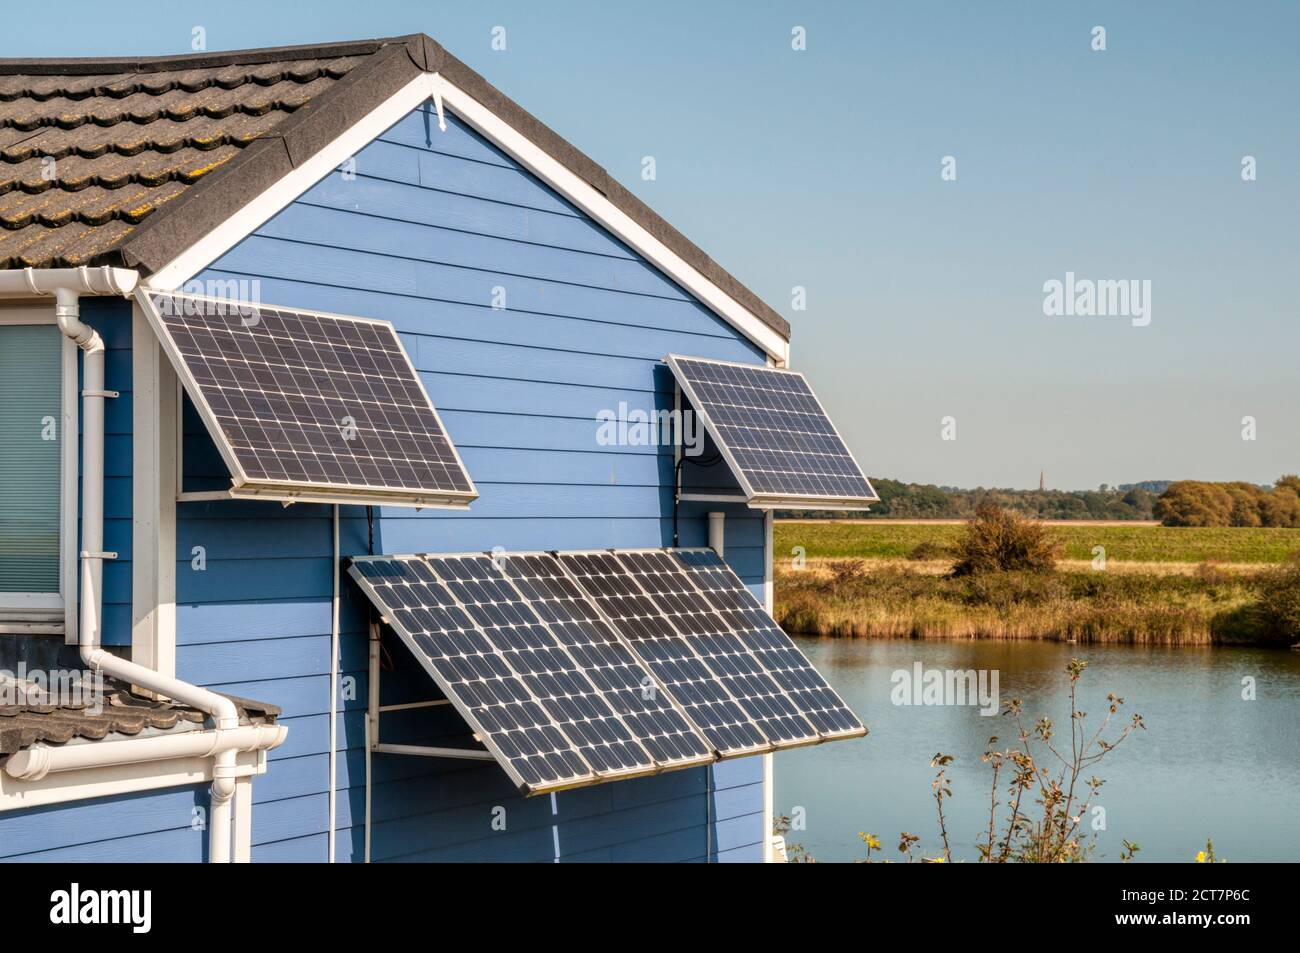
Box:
[9,1,1297,490]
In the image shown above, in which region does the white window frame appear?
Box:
[0,305,78,638]
[131,301,177,675]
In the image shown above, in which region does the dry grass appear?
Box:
[775,561,1273,646]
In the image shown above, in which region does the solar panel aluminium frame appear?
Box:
[664,353,880,511]
[554,548,775,759]
[599,548,845,751]
[136,289,479,509]
[669,547,868,743]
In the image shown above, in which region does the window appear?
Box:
[0,307,77,636]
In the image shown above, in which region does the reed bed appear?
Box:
[775,562,1271,646]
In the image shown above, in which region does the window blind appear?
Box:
[0,325,62,594]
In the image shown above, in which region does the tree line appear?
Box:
[780,476,1300,526]
[781,479,1161,520]
[1153,476,1300,527]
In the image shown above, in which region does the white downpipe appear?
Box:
[0,267,284,863]
[365,619,379,864]
[329,505,339,863]
[707,512,725,557]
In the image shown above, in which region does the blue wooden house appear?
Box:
[0,34,874,863]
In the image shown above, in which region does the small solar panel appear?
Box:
[140,291,476,508]
[556,552,772,757]
[666,354,878,508]
[673,549,867,739]
[348,556,594,794]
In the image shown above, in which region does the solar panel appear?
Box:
[612,550,822,747]
[666,354,878,508]
[495,554,714,769]
[349,548,867,794]
[348,556,594,794]
[673,549,867,738]
[556,552,772,757]
[139,290,476,508]
[422,554,674,779]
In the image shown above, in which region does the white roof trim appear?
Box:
[144,72,789,362]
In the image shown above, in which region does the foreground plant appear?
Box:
[855,658,1146,863]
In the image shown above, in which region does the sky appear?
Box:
[7,1,1297,490]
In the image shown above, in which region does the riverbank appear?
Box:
[772,522,1300,645]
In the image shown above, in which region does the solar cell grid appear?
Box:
[496,554,714,768]
[557,552,772,757]
[668,354,877,505]
[142,291,476,506]
[420,554,659,780]
[348,556,593,793]
[614,551,821,746]
[673,549,867,738]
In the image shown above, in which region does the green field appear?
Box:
[776,521,1300,564]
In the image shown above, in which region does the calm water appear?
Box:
[778,639,1300,862]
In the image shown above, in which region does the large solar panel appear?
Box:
[673,549,866,739]
[139,290,476,508]
[666,354,878,508]
[348,556,595,794]
[556,552,772,758]
[349,548,867,795]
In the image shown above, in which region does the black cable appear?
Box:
[672,453,724,547]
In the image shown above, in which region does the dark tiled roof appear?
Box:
[0,675,280,757]
[0,34,790,339]
[0,50,364,271]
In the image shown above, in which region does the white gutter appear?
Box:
[0,266,285,863]
[4,724,285,779]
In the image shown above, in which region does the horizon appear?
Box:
[5,1,1297,490]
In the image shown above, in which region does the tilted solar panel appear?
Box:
[673,549,867,739]
[666,354,878,509]
[348,556,595,794]
[139,290,476,508]
[556,552,772,758]
[349,548,868,795]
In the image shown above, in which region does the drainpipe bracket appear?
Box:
[81,388,119,399]
[80,550,118,561]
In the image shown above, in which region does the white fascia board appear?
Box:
[146,73,790,363]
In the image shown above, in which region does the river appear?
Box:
[777,638,1300,862]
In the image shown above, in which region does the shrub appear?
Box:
[827,558,867,588]
[951,503,1060,576]
[1256,553,1300,641]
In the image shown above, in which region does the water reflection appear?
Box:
[778,638,1300,862]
